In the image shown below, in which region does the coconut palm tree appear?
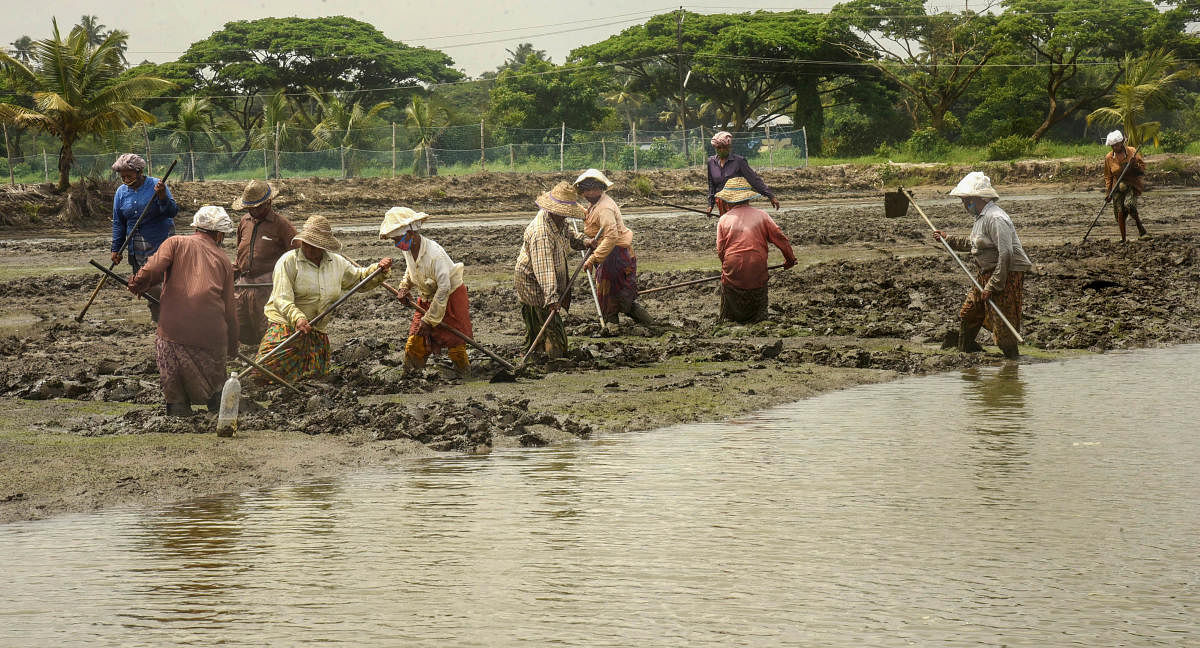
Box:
[0,20,170,190]
[78,15,107,47]
[307,89,392,178]
[605,78,643,132]
[1087,49,1194,148]
[164,97,217,181]
[404,95,451,177]
[252,90,299,179]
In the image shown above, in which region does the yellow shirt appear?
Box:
[264,248,387,332]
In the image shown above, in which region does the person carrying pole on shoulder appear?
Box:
[1103,130,1148,242]
[514,182,590,359]
[127,206,238,417]
[252,215,392,384]
[932,172,1033,360]
[111,153,177,322]
[573,168,653,329]
[715,177,796,323]
[379,207,473,376]
[232,180,296,345]
[706,131,779,216]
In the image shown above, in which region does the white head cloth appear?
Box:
[191,205,234,233]
[948,171,1000,200]
[1105,130,1125,146]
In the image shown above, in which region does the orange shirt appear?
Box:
[1104,146,1145,194]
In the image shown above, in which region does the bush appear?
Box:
[904,128,949,160]
[985,135,1031,160]
[1153,129,1190,153]
[629,174,654,197]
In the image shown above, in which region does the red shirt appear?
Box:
[716,204,796,290]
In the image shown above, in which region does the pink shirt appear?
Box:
[716,204,796,290]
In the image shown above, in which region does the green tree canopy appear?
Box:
[487,58,611,130]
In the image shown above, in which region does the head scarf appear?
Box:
[710,131,733,147]
[949,171,1000,200]
[1105,130,1125,146]
[111,153,147,173]
[378,206,428,239]
[191,205,234,234]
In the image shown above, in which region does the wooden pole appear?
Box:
[632,122,638,172]
[42,148,48,183]
[509,143,514,171]
[480,120,486,172]
[559,122,565,173]
[340,145,346,179]
[2,124,14,186]
[189,149,196,182]
[767,125,774,167]
[602,139,606,170]
[142,123,153,176]
[263,147,268,180]
[274,122,281,179]
[391,122,396,178]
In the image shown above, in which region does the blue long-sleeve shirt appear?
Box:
[111,175,178,265]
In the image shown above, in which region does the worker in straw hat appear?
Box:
[232,179,296,345]
[110,153,178,322]
[1102,130,1148,242]
[515,181,590,358]
[933,171,1032,359]
[706,131,779,216]
[252,215,393,384]
[715,177,796,323]
[572,168,653,329]
[379,207,473,376]
[127,206,238,417]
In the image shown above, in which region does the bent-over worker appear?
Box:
[127,206,238,417]
[232,179,296,344]
[715,177,797,323]
[379,207,473,376]
[514,182,589,359]
[573,168,653,327]
[253,215,392,384]
[933,172,1032,360]
[1103,130,1148,242]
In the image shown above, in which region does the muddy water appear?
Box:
[3,347,1198,646]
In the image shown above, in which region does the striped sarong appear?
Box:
[155,337,225,405]
[521,304,567,358]
[251,322,330,384]
[594,247,638,320]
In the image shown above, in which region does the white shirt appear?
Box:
[400,236,464,326]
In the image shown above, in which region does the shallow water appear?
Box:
[3,346,1198,646]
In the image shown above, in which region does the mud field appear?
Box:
[1,166,1198,522]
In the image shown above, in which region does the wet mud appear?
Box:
[1,165,1198,522]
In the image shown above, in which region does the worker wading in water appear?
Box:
[933,172,1033,360]
[379,207,473,376]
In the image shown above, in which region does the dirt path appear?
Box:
[1,171,1198,523]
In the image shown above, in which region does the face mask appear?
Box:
[964,200,983,217]
[393,232,413,251]
[716,147,730,159]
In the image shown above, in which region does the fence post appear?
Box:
[509,143,514,171]
[632,123,638,173]
[480,121,486,172]
[274,123,281,179]
[801,126,808,168]
[340,146,346,179]
[42,148,48,183]
[2,124,13,186]
[189,150,196,182]
[142,123,153,176]
[263,148,268,180]
[559,122,565,173]
[391,122,396,178]
[602,139,606,171]
[766,125,773,167]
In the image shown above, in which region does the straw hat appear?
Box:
[1105,130,1125,146]
[379,206,429,239]
[714,176,760,204]
[232,179,276,210]
[535,182,587,220]
[948,171,999,200]
[573,168,613,189]
[190,205,234,234]
[293,215,342,252]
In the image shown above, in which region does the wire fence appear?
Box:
[0,124,808,185]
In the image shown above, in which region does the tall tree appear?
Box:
[1087,49,1194,147]
[167,17,462,161]
[832,0,998,133]
[487,57,611,130]
[0,20,171,189]
[78,15,108,47]
[499,43,547,71]
[995,0,1158,141]
[405,95,451,176]
[9,37,33,65]
[164,96,218,181]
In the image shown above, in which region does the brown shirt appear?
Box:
[236,209,296,278]
[1104,146,1145,194]
[130,233,238,355]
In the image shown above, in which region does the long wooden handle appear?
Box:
[639,263,787,297]
[1082,153,1138,243]
[518,226,604,366]
[903,191,1024,344]
[383,281,517,372]
[257,266,387,365]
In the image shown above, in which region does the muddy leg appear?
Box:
[957,290,986,353]
[1131,208,1147,238]
[166,402,192,417]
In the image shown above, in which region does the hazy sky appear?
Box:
[4,0,836,78]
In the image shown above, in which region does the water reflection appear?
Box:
[961,362,1032,486]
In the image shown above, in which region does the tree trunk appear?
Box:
[56,138,74,191]
[792,81,824,156]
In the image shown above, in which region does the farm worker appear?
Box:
[573,168,653,328]
[1103,130,1148,242]
[232,180,296,345]
[932,172,1033,360]
[514,182,589,358]
[110,153,178,322]
[379,207,473,376]
[715,177,797,323]
[706,130,779,216]
[127,206,238,417]
[252,215,392,384]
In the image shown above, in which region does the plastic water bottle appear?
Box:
[216,371,241,438]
